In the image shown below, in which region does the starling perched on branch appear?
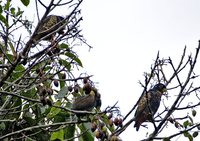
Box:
[72,90,96,112]
[33,15,66,42]
[134,83,166,131]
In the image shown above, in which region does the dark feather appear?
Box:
[34,15,65,41]
[134,83,166,131]
[72,94,96,111]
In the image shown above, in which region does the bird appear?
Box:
[33,15,66,42]
[134,83,166,131]
[72,90,96,115]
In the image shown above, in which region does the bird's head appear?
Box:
[56,16,66,34]
[153,83,167,93]
[56,16,65,22]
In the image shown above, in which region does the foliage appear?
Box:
[1,0,200,141]
[0,0,120,141]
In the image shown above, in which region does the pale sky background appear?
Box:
[80,0,200,140]
[12,0,200,140]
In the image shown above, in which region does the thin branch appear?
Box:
[146,41,200,141]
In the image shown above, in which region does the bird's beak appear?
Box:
[162,88,167,95]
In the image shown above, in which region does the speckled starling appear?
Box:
[134,83,166,131]
[33,15,65,42]
[72,90,96,112]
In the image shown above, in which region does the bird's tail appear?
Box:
[134,122,140,131]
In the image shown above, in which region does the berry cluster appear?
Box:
[37,85,53,106]
[90,113,122,141]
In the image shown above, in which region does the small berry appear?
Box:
[192,110,197,117]
[52,47,60,54]
[61,73,66,79]
[108,113,113,119]
[47,88,53,95]
[193,132,198,138]
[168,117,174,124]
[36,68,40,74]
[91,122,97,132]
[95,130,103,139]
[114,118,119,126]
[108,119,113,126]
[83,77,88,84]
[46,98,52,106]
[175,121,180,128]
[83,83,92,94]
[53,80,59,87]
[110,135,120,141]
[118,118,123,126]
[99,122,105,129]
[68,85,73,92]
[74,86,79,93]
[40,96,46,106]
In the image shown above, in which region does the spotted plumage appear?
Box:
[134,83,166,131]
[72,91,96,112]
[34,15,65,41]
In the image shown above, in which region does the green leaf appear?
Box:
[60,43,69,49]
[12,64,25,80]
[4,0,10,11]
[59,59,71,71]
[16,7,24,17]
[47,101,61,118]
[24,111,34,118]
[0,122,6,130]
[6,54,14,62]
[101,114,115,132]
[188,134,193,141]
[21,88,37,98]
[50,129,64,141]
[0,14,8,27]
[64,125,75,139]
[58,73,65,88]
[184,131,193,141]
[163,138,171,141]
[74,56,83,67]
[54,111,70,122]
[20,0,30,6]
[65,52,83,67]
[57,86,68,99]
[10,7,15,15]
[23,114,37,126]
[183,120,189,128]
[78,123,94,141]
[0,5,2,13]
[8,41,16,56]
[12,97,22,119]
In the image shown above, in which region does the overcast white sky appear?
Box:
[79,0,200,140]
[13,0,200,140]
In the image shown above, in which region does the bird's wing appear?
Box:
[72,95,95,111]
[38,16,58,34]
[134,91,152,130]
[135,91,152,116]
